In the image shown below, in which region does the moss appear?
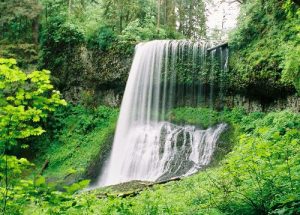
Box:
[32,105,118,185]
[168,107,220,129]
[86,129,115,184]
[209,125,236,167]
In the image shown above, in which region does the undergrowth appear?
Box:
[33,105,118,184]
[20,108,300,215]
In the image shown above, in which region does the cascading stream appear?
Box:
[96,40,228,187]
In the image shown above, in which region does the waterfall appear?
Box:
[96,40,228,187]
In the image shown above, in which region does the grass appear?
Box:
[168,107,220,129]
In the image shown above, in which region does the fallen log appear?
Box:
[207,42,228,51]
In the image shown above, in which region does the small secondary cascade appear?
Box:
[96,40,228,187]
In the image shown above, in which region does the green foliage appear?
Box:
[0,104,117,213]
[169,106,251,129]
[0,155,89,214]
[0,0,41,68]
[0,58,66,150]
[119,17,167,43]
[52,22,85,45]
[281,43,300,94]
[88,26,117,51]
[0,155,34,214]
[39,20,86,91]
[229,0,300,96]
[64,180,90,194]
[175,0,206,39]
[220,107,248,124]
[0,155,33,185]
[214,111,300,214]
[0,43,38,70]
[29,110,298,215]
[0,58,69,214]
[0,0,42,43]
[40,20,85,62]
[169,107,220,129]
[34,105,118,183]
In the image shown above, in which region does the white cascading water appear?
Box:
[97,40,227,187]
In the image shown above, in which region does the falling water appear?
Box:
[97,40,228,187]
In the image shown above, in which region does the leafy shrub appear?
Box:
[0,58,67,214]
[43,22,85,47]
[88,26,117,51]
[0,58,66,151]
[34,105,118,183]
[214,111,300,214]
[39,20,85,84]
[119,16,167,44]
[0,155,89,214]
[6,108,300,215]
[229,0,300,96]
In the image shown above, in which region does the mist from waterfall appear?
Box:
[96,40,228,187]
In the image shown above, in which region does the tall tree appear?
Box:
[175,0,206,38]
[0,0,42,43]
[101,0,152,33]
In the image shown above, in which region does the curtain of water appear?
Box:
[96,40,228,187]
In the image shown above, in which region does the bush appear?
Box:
[6,108,300,215]
[39,21,85,86]
[228,0,300,97]
[119,17,167,44]
[88,26,117,51]
[168,107,220,129]
[0,58,66,151]
[33,105,118,184]
[215,111,300,214]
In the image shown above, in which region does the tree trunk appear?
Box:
[32,16,39,44]
[188,0,193,38]
[157,0,161,31]
[119,15,123,33]
[68,0,72,17]
[178,0,183,33]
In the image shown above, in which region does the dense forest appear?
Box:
[0,0,299,214]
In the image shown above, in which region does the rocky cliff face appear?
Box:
[47,45,133,106]
[37,42,298,111]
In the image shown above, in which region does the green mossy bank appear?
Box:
[32,105,118,186]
